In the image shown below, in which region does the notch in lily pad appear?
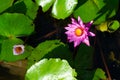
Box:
[0,13,34,38]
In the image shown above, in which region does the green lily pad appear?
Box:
[0,0,14,13]
[29,40,63,62]
[52,0,77,19]
[0,13,34,37]
[28,40,73,68]
[5,0,39,20]
[24,0,39,19]
[5,0,27,14]
[0,38,31,61]
[75,44,94,79]
[25,58,77,80]
[35,0,55,12]
[96,20,120,33]
[108,20,120,33]
[93,68,106,80]
[36,0,77,19]
[73,0,119,24]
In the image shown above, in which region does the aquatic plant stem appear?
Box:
[37,30,58,40]
[98,38,112,80]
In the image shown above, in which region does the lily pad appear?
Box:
[93,68,106,80]
[25,58,77,80]
[5,0,39,20]
[108,20,120,33]
[0,13,34,37]
[73,0,119,24]
[36,0,77,19]
[52,0,77,19]
[28,40,73,68]
[96,20,120,33]
[35,0,55,12]
[75,44,94,79]
[24,0,39,19]
[0,38,31,62]
[0,0,14,13]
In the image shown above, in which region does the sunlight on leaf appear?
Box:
[36,0,77,19]
[35,0,55,12]
[25,58,77,80]
[0,13,34,37]
[52,0,77,19]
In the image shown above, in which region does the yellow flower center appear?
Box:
[75,28,83,36]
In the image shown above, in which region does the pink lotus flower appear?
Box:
[65,16,95,47]
[13,45,25,55]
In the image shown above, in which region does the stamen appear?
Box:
[75,28,83,36]
[13,45,24,55]
[15,47,23,54]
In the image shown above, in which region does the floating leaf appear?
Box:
[0,13,34,37]
[5,0,39,20]
[29,40,63,62]
[108,20,119,33]
[25,58,77,80]
[52,0,77,19]
[74,44,94,79]
[28,40,73,68]
[93,68,107,80]
[96,21,108,32]
[5,0,27,14]
[35,0,55,12]
[0,38,32,62]
[0,0,14,13]
[24,0,39,19]
[36,0,77,19]
[96,20,120,33]
[73,0,119,24]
